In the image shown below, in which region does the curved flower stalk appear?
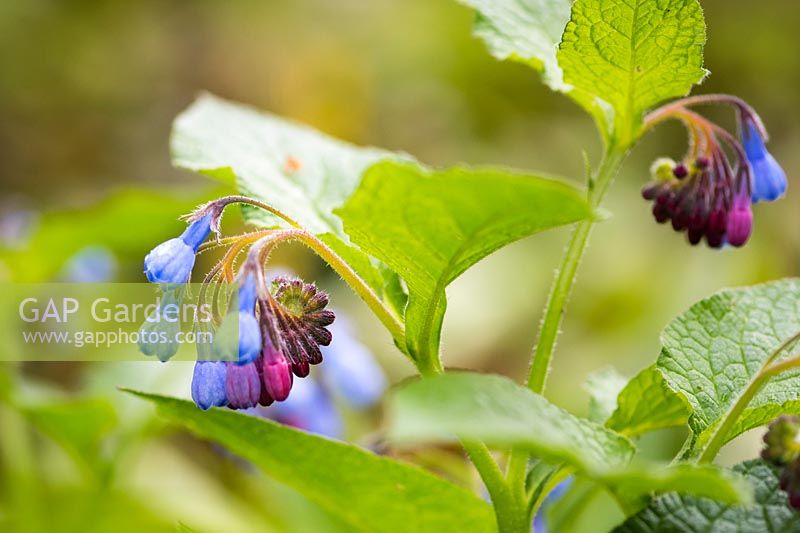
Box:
[141,198,344,410]
[641,95,787,248]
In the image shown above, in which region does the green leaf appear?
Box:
[388,372,633,472]
[388,373,749,504]
[603,463,750,508]
[337,162,592,363]
[607,366,691,437]
[127,390,496,533]
[171,93,408,327]
[615,460,798,532]
[558,0,707,145]
[656,279,800,452]
[585,367,628,423]
[458,0,613,142]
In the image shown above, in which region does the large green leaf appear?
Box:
[128,390,496,533]
[388,373,748,504]
[458,0,612,141]
[558,0,707,145]
[607,366,691,437]
[656,280,800,454]
[337,162,592,364]
[616,460,799,532]
[171,94,408,322]
[388,373,632,472]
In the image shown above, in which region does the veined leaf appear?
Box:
[558,0,707,145]
[127,390,496,533]
[656,279,800,453]
[337,162,592,364]
[616,460,798,532]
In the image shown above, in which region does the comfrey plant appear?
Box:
[129,1,800,532]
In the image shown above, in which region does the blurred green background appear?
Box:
[0,1,797,531]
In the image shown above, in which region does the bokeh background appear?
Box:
[0,1,797,531]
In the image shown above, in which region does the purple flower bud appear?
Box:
[236,271,262,365]
[261,354,293,402]
[144,214,213,284]
[742,121,787,203]
[321,319,387,408]
[726,194,753,248]
[225,362,261,409]
[191,361,228,410]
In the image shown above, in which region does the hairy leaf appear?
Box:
[128,390,495,533]
[616,460,798,532]
[337,162,592,363]
[657,279,800,452]
[558,0,707,144]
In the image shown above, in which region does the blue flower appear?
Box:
[225,361,261,409]
[742,121,787,203]
[320,318,387,408]
[265,377,343,439]
[191,361,228,410]
[237,272,262,365]
[144,214,213,284]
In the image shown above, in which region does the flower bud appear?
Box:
[191,361,228,410]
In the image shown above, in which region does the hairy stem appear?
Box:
[504,147,627,522]
[526,147,627,394]
[462,441,526,533]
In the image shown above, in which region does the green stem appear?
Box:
[463,441,526,533]
[505,147,627,520]
[526,148,627,394]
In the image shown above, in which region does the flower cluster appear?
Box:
[642,95,786,248]
[761,415,800,509]
[141,200,336,410]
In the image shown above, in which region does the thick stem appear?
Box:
[463,441,527,533]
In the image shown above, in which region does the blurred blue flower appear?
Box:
[60,246,117,282]
[191,361,228,410]
[144,213,212,284]
[320,317,387,408]
[532,477,573,533]
[742,121,787,203]
[0,201,37,249]
[263,376,343,439]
